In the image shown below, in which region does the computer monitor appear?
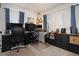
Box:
[36,25,42,28]
[25,23,36,31]
[10,23,23,27]
[5,23,23,34]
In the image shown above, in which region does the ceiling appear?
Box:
[14,3,64,13]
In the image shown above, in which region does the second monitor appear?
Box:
[25,23,36,31]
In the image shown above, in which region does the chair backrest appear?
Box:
[11,25,25,43]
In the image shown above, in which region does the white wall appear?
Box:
[43,4,71,33]
[1,3,77,34]
[1,3,37,33]
[0,7,5,34]
[47,11,63,32]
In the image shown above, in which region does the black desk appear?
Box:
[2,32,33,53]
[2,34,26,52]
[2,34,12,52]
[24,32,32,45]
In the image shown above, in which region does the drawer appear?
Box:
[69,43,79,54]
[70,36,79,45]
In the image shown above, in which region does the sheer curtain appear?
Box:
[47,7,70,33]
[47,12,63,32]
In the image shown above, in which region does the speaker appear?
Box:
[61,28,66,33]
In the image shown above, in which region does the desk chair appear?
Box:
[30,31,39,45]
[11,25,25,52]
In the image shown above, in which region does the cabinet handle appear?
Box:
[73,38,76,42]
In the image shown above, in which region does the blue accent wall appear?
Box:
[43,15,47,30]
[71,5,77,34]
[19,11,24,24]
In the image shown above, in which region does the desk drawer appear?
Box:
[70,36,79,45]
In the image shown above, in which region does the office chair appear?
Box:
[30,31,39,45]
[11,25,25,52]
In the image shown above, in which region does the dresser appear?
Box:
[45,33,79,54]
[69,35,79,54]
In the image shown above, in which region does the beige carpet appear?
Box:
[0,42,78,56]
[31,42,49,51]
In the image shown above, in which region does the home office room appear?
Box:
[0,1,79,57]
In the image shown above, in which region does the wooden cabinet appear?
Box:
[69,36,79,54]
[45,33,79,54]
[54,34,61,47]
[60,34,69,50]
[54,34,69,50]
[45,34,69,50]
[70,36,79,45]
[69,44,79,54]
[45,34,55,45]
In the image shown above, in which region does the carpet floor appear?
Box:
[0,42,78,56]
